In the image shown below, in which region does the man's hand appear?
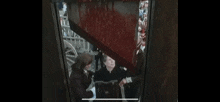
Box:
[119,79,127,87]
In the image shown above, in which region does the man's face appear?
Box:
[104,56,115,69]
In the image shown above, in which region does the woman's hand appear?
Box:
[119,79,127,87]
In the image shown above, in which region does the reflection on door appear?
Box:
[56,1,150,102]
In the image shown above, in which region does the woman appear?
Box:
[94,54,127,82]
[69,53,95,102]
[94,54,127,101]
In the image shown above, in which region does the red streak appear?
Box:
[79,6,137,73]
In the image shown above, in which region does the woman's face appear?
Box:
[104,56,115,69]
[85,63,91,70]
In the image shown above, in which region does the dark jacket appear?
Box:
[94,66,127,100]
[69,64,94,102]
[125,49,145,100]
[94,66,127,82]
[131,49,145,85]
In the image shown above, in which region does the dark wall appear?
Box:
[143,0,178,102]
[43,0,71,102]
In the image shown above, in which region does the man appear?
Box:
[119,37,146,102]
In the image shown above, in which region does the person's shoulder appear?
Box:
[95,68,104,74]
[69,71,82,80]
[88,70,95,75]
[137,50,144,55]
[70,68,83,79]
[118,66,128,72]
[95,68,108,77]
[94,68,106,81]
